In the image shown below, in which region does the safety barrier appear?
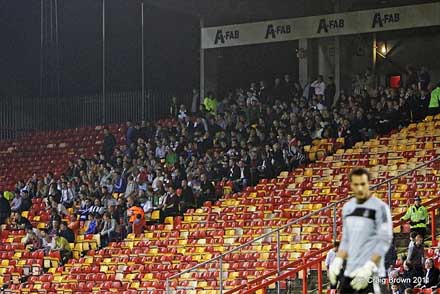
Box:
[0,90,191,140]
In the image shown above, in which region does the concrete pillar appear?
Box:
[203,49,219,97]
[334,0,342,101]
[298,39,311,88]
[200,48,205,103]
[200,17,218,100]
[372,33,377,73]
[334,36,341,99]
[318,38,334,80]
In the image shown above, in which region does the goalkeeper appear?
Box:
[329,168,393,294]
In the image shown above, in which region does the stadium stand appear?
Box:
[0,71,439,293]
[1,112,440,293]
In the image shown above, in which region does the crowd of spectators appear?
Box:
[383,232,440,294]
[0,65,438,269]
[382,196,438,294]
[326,198,439,294]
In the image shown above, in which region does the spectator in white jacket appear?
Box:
[311,75,326,96]
[60,182,75,208]
[124,176,138,198]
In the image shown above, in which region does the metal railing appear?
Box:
[166,156,440,294]
[243,196,440,294]
[0,89,192,140]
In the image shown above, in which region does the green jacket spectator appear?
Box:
[203,92,217,114]
[429,84,440,110]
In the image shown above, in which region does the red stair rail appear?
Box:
[234,192,440,294]
[166,156,440,294]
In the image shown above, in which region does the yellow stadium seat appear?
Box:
[142,273,153,281]
[278,171,288,178]
[164,216,174,225]
[151,210,160,221]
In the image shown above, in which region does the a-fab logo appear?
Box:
[265,24,291,39]
[214,29,239,44]
[372,12,400,28]
[316,18,345,33]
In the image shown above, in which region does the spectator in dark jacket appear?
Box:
[159,186,179,223]
[199,173,215,205]
[237,160,251,188]
[407,234,425,279]
[11,212,32,230]
[418,66,431,91]
[401,261,418,290]
[228,159,241,181]
[179,180,196,214]
[385,238,398,274]
[59,221,75,243]
[20,191,32,212]
[102,128,117,161]
[257,152,274,179]
[126,121,136,146]
[0,193,11,225]
[420,258,440,288]
[325,76,336,107]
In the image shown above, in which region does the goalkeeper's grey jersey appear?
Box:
[340,195,393,277]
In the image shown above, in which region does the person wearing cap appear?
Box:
[401,197,428,237]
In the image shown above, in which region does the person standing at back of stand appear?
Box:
[203,92,217,115]
[400,196,428,238]
[311,75,326,97]
[125,120,136,147]
[0,192,11,225]
[325,76,336,108]
[102,128,117,162]
[329,168,393,294]
[406,233,425,281]
[169,96,178,118]
[429,83,440,116]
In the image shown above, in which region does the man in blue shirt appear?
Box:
[113,171,126,194]
[126,121,136,146]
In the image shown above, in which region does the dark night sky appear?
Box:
[2,0,432,98]
[0,0,199,97]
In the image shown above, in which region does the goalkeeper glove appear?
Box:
[350,260,377,290]
[329,257,344,285]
